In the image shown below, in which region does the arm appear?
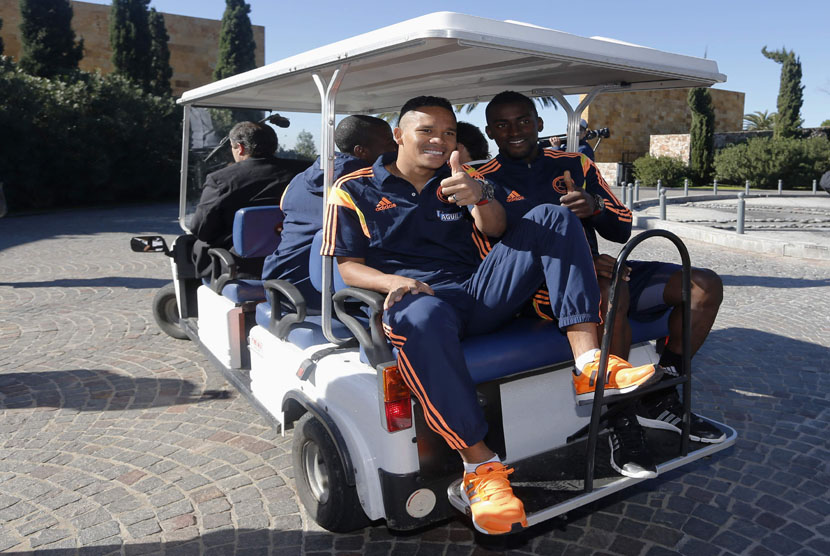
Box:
[441,153,506,237]
[337,257,434,310]
[190,173,227,243]
[583,159,631,245]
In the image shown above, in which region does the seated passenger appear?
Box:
[455,121,490,164]
[261,115,395,310]
[190,121,298,278]
[323,95,661,535]
[478,91,724,479]
[550,118,596,161]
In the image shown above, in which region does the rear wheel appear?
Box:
[292,413,369,532]
[152,283,188,340]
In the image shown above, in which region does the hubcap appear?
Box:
[302,440,330,504]
[163,296,180,325]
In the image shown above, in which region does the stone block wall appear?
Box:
[583,88,744,164]
[0,0,265,97]
[649,134,691,161]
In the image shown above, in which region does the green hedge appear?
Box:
[713,136,830,188]
[632,155,691,187]
[0,57,180,212]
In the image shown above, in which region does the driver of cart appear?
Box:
[190,121,298,278]
[261,115,395,311]
[477,91,725,475]
[322,95,662,535]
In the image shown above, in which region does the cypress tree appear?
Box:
[147,8,172,97]
[214,0,256,80]
[110,0,152,89]
[762,46,804,139]
[0,17,5,56]
[18,0,83,78]
[688,88,715,184]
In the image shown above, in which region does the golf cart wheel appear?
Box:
[152,283,188,340]
[292,413,369,532]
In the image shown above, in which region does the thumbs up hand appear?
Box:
[439,150,482,205]
[560,170,596,218]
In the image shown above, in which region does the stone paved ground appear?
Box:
[0,204,828,556]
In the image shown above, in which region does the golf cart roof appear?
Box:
[178,12,725,113]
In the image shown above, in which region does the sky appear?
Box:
[84,0,830,152]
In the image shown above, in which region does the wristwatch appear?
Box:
[476,178,495,206]
[592,194,605,216]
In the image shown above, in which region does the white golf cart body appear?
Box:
[170,12,735,533]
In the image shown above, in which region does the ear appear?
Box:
[353,144,367,159]
[484,125,493,139]
[393,127,404,145]
[537,117,544,133]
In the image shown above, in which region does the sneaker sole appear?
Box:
[636,415,726,444]
[574,367,663,406]
[460,482,528,535]
[608,437,658,479]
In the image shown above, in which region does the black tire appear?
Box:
[152,283,189,340]
[292,413,369,532]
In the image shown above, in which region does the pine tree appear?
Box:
[110,0,152,89]
[147,8,172,97]
[18,0,83,78]
[214,0,256,81]
[688,88,715,184]
[762,46,804,139]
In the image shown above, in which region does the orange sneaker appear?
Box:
[573,353,662,405]
[462,462,528,535]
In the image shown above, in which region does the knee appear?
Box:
[691,268,723,310]
[524,203,579,230]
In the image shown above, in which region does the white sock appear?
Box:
[575,349,600,373]
[463,455,500,474]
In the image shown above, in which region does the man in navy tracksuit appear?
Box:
[261,115,395,310]
[478,91,725,478]
[322,95,660,535]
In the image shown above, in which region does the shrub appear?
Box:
[632,155,691,187]
[0,62,180,212]
[713,136,830,188]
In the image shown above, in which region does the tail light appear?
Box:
[383,365,412,431]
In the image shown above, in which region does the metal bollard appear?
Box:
[745,179,750,195]
[684,178,689,196]
[736,192,745,234]
[627,185,634,211]
[659,189,667,220]
[657,179,662,192]
[621,184,628,205]
[713,179,718,195]
[813,179,818,195]
[778,179,783,195]
[634,180,640,202]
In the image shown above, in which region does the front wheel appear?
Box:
[152,283,188,340]
[292,413,369,532]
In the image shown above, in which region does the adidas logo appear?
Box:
[375,197,397,211]
[506,190,525,202]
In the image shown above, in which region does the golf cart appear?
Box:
[131,12,736,535]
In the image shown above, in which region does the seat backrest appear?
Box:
[232,206,284,258]
[309,229,347,292]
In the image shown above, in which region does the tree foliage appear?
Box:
[821,119,830,127]
[294,130,318,160]
[687,88,715,184]
[743,110,776,131]
[147,8,172,97]
[18,0,83,79]
[214,0,256,81]
[110,0,152,89]
[632,155,690,187]
[714,137,830,188]
[762,46,804,139]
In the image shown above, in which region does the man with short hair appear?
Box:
[323,95,660,535]
[190,121,298,277]
[455,121,490,164]
[479,91,725,479]
[261,115,396,310]
[550,118,596,161]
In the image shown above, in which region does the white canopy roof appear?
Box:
[178,12,725,113]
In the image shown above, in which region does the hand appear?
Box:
[384,276,434,310]
[550,136,562,148]
[593,253,630,281]
[439,151,482,205]
[559,171,596,218]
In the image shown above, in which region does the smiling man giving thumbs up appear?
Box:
[323,95,660,535]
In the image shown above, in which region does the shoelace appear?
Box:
[468,466,515,500]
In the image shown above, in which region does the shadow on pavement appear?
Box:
[0,369,231,412]
[719,274,830,288]
[0,277,170,290]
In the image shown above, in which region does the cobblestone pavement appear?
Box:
[1,204,828,556]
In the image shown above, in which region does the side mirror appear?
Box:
[131,235,170,255]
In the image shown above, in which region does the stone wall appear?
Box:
[583,88,744,164]
[649,134,691,161]
[0,0,265,97]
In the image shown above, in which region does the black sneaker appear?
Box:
[637,390,726,444]
[608,410,658,479]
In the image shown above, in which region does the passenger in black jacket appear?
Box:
[190,121,300,277]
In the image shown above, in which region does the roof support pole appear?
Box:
[178,105,192,230]
[313,64,352,344]
[546,86,608,153]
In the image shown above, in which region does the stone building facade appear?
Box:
[0,0,265,97]
[583,88,745,164]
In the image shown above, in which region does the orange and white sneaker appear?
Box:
[573,352,663,405]
[461,461,528,535]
